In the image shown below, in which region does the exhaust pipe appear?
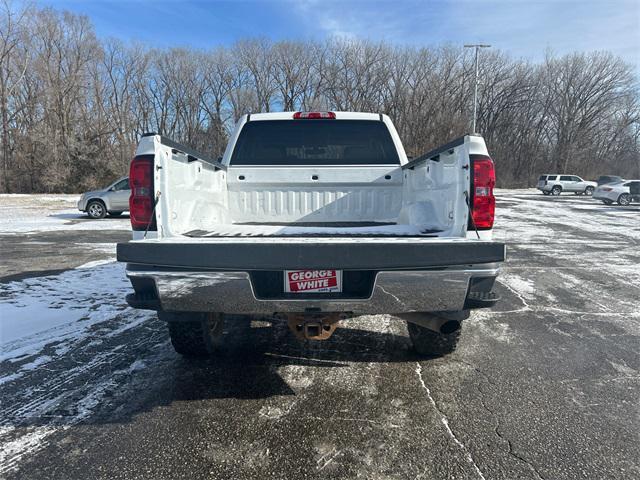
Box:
[400,312,463,334]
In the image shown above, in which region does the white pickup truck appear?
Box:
[117,111,505,357]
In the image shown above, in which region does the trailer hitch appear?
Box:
[278,312,351,341]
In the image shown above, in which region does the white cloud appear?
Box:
[289,0,639,67]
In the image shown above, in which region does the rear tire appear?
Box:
[542,191,550,196]
[585,186,594,196]
[551,186,562,196]
[160,312,225,357]
[618,193,631,206]
[407,319,461,357]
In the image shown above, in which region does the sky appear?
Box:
[32,0,640,67]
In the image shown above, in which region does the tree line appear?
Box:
[1,2,638,192]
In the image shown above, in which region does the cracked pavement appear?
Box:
[1,190,639,479]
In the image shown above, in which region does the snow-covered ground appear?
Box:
[1,262,137,360]
[0,194,143,473]
[494,188,640,244]
[1,196,132,359]
[0,262,160,473]
[494,188,640,289]
[0,194,131,233]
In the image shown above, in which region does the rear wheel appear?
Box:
[160,312,225,356]
[86,200,106,219]
[585,186,594,196]
[551,186,562,196]
[542,191,550,196]
[407,318,461,357]
[618,193,631,206]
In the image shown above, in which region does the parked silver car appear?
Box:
[593,180,640,205]
[77,177,130,219]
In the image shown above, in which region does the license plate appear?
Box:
[284,270,342,293]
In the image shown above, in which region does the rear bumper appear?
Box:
[117,238,505,270]
[118,238,504,315]
[125,265,500,314]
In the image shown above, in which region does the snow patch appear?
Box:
[0,194,131,233]
[499,274,536,301]
[0,426,61,475]
[0,263,131,361]
[75,258,116,269]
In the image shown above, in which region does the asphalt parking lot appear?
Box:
[1,190,639,479]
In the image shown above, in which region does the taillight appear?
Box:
[293,111,336,119]
[469,154,495,230]
[602,187,613,191]
[129,155,156,231]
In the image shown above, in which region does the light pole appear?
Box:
[464,44,491,134]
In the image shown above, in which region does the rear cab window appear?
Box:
[230,120,400,166]
[538,175,547,180]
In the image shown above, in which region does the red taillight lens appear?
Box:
[129,155,156,231]
[469,154,495,230]
[602,187,612,192]
[293,111,336,119]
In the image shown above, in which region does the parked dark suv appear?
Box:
[597,175,624,186]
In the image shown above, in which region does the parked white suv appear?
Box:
[537,174,597,196]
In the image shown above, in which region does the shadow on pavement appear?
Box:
[143,315,415,394]
[3,314,419,429]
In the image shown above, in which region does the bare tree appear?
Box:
[234,39,277,112]
[0,0,32,191]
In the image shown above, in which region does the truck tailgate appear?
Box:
[117,237,505,270]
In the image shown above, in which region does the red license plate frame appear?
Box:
[284,269,343,293]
